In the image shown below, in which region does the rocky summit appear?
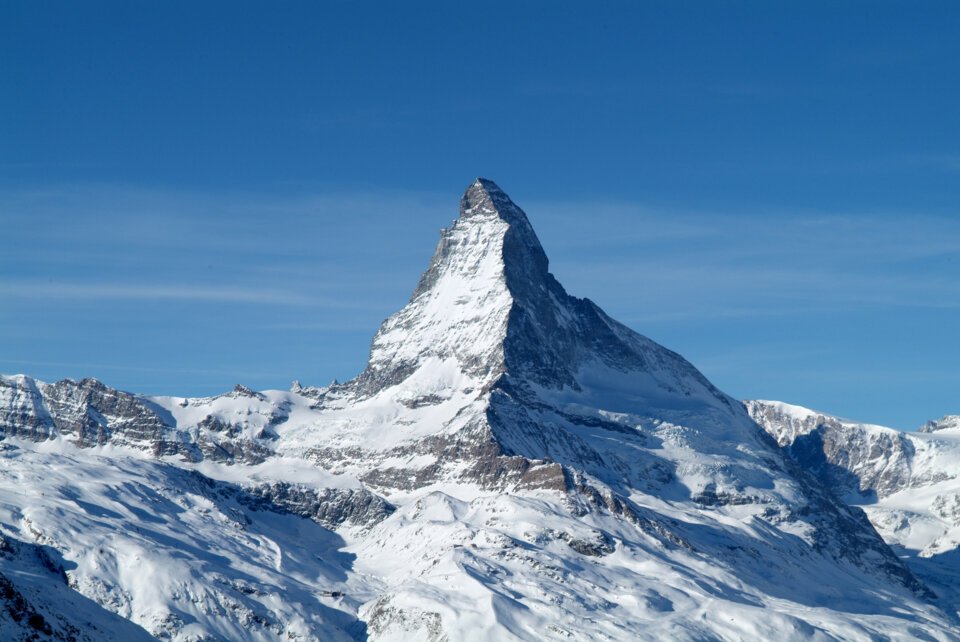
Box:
[1,179,958,641]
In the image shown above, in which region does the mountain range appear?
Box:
[1,179,957,640]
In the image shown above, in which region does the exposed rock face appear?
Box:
[746,400,954,499]
[0,375,56,442]
[239,483,395,531]
[352,179,519,395]
[289,180,769,491]
[289,179,932,603]
[0,375,174,450]
[745,400,921,499]
[0,375,285,464]
[748,399,960,608]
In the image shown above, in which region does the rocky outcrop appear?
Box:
[299,179,931,599]
[0,375,281,465]
[747,400,953,498]
[239,483,395,530]
[919,415,960,433]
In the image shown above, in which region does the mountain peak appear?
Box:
[460,178,519,221]
[351,179,528,395]
[351,179,725,407]
[457,177,548,268]
[401,179,549,302]
[460,177,498,210]
[918,414,960,433]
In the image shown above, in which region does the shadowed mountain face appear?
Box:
[0,180,956,641]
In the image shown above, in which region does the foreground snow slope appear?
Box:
[0,512,157,642]
[2,437,954,642]
[1,179,958,640]
[748,400,960,609]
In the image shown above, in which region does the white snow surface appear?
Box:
[1,436,955,641]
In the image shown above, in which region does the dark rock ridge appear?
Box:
[239,483,395,531]
[310,178,746,490]
[1,376,190,457]
[0,376,171,449]
[0,375,277,465]
[350,178,730,405]
[746,399,960,607]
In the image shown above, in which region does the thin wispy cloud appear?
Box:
[6,183,958,321]
[896,153,960,174]
[0,281,344,307]
[0,182,446,312]
[529,197,960,325]
[3,182,447,253]
[0,358,287,379]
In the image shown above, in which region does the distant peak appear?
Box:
[232,384,264,399]
[918,415,960,433]
[456,177,549,271]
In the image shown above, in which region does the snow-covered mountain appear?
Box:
[748,399,960,610]
[2,179,958,640]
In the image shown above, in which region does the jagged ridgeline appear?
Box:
[1,180,957,641]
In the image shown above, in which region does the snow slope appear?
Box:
[0,521,156,641]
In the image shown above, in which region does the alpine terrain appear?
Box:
[1,179,957,641]
[749,400,960,614]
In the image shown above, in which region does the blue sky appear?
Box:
[2,2,958,429]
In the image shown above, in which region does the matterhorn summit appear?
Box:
[1,180,958,641]
[288,178,763,491]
